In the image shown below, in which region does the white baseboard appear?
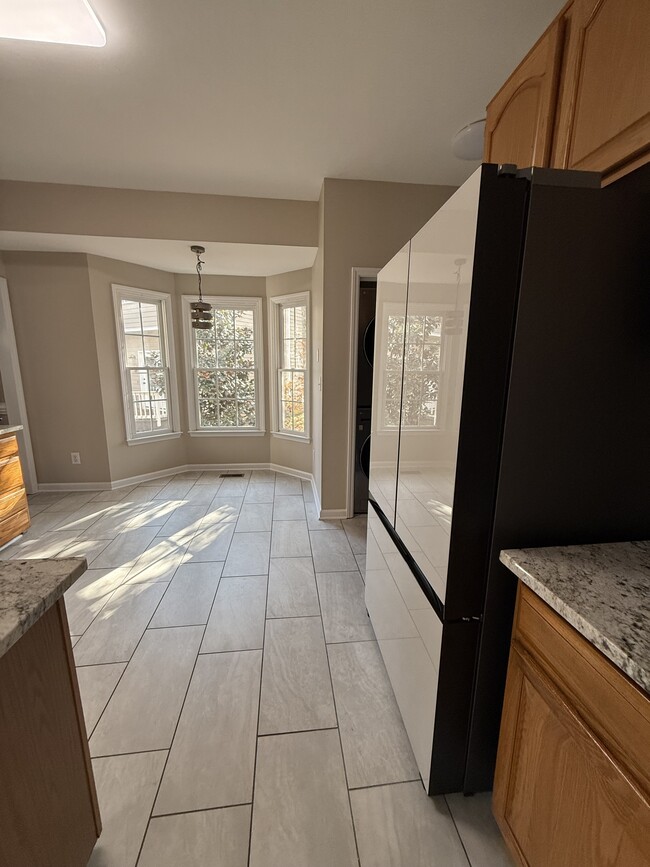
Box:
[37,463,314,493]
[320,508,348,519]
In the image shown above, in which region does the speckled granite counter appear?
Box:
[500,541,650,693]
[0,558,86,658]
[0,425,24,436]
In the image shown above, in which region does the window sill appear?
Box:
[271,431,311,443]
[126,431,182,446]
[187,429,267,438]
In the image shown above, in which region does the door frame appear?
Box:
[346,267,380,518]
[0,278,38,492]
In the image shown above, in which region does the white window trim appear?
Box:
[182,295,266,435]
[112,284,181,445]
[268,291,310,442]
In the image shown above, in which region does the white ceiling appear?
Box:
[0,232,317,276]
[0,0,565,200]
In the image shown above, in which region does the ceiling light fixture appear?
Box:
[0,0,106,47]
[451,119,486,161]
[190,245,213,330]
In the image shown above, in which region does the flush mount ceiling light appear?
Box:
[0,0,106,47]
[451,119,486,161]
[190,245,213,330]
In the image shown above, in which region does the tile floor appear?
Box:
[5,470,512,866]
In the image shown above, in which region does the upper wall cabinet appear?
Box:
[552,0,650,181]
[485,0,650,183]
[483,22,562,168]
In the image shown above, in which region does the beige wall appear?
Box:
[3,252,111,484]
[266,268,312,474]
[0,180,318,248]
[319,178,456,512]
[87,255,188,482]
[310,190,325,503]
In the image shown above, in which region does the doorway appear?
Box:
[347,268,378,516]
[0,277,37,492]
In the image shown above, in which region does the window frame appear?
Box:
[182,295,266,437]
[112,284,181,445]
[268,291,310,442]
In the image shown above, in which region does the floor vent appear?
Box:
[219,472,245,478]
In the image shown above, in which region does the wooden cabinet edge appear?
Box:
[56,598,102,838]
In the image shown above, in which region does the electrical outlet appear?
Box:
[71,452,81,465]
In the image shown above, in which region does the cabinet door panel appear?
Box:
[484,22,562,168]
[495,647,650,867]
[553,0,650,178]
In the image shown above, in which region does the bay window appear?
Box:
[269,292,309,439]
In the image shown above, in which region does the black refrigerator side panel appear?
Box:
[443,166,529,620]
[464,164,650,793]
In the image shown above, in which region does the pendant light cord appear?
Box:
[195,249,205,302]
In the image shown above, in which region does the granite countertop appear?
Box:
[0,558,87,659]
[500,541,649,693]
[0,425,24,437]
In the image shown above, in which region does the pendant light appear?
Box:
[190,245,213,330]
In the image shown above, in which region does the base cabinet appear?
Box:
[493,585,650,867]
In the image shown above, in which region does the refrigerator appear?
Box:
[366,162,650,795]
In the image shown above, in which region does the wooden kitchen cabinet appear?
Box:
[486,0,650,183]
[483,22,563,168]
[493,584,650,867]
[0,431,30,548]
[552,0,650,181]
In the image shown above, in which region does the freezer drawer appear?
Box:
[366,503,442,788]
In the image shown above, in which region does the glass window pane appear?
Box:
[294,305,307,339]
[424,316,442,341]
[282,307,294,340]
[236,371,255,400]
[195,336,216,368]
[197,371,217,403]
[129,369,150,401]
[199,398,218,427]
[294,338,307,369]
[151,400,170,430]
[282,338,294,369]
[217,341,235,368]
[234,309,254,339]
[292,400,305,432]
[215,308,234,339]
[281,401,293,430]
[281,370,293,401]
[406,341,422,370]
[125,333,145,366]
[292,371,305,402]
[134,414,153,433]
[217,370,236,400]
[218,400,237,426]
[237,400,256,427]
[144,336,162,367]
[139,302,161,337]
[148,369,167,398]
[422,344,441,370]
[121,299,142,333]
[235,339,254,368]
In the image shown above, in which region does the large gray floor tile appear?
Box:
[274,474,302,496]
[156,504,208,540]
[149,563,222,627]
[125,537,187,584]
[305,501,341,531]
[222,531,271,576]
[184,483,223,504]
[154,479,195,499]
[124,500,179,528]
[89,626,203,756]
[328,641,419,788]
[219,477,249,496]
[317,571,374,643]
[342,515,368,554]
[267,557,320,618]
[89,751,167,867]
[250,469,276,482]
[310,528,357,572]
[45,491,99,512]
[259,617,336,734]
[91,486,137,502]
[154,650,262,814]
[249,729,357,867]
[89,526,160,569]
[201,575,267,653]
[57,536,113,562]
[199,498,242,526]
[245,483,275,503]
[445,792,512,866]
[49,503,114,533]
[351,782,470,867]
[273,495,306,521]
[64,567,130,635]
[183,522,235,562]
[271,520,311,557]
[0,530,80,560]
[235,502,273,532]
[122,485,166,503]
[195,471,224,484]
[139,805,251,867]
[79,507,140,539]
[73,582,167,665]
[76,662,127,736]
